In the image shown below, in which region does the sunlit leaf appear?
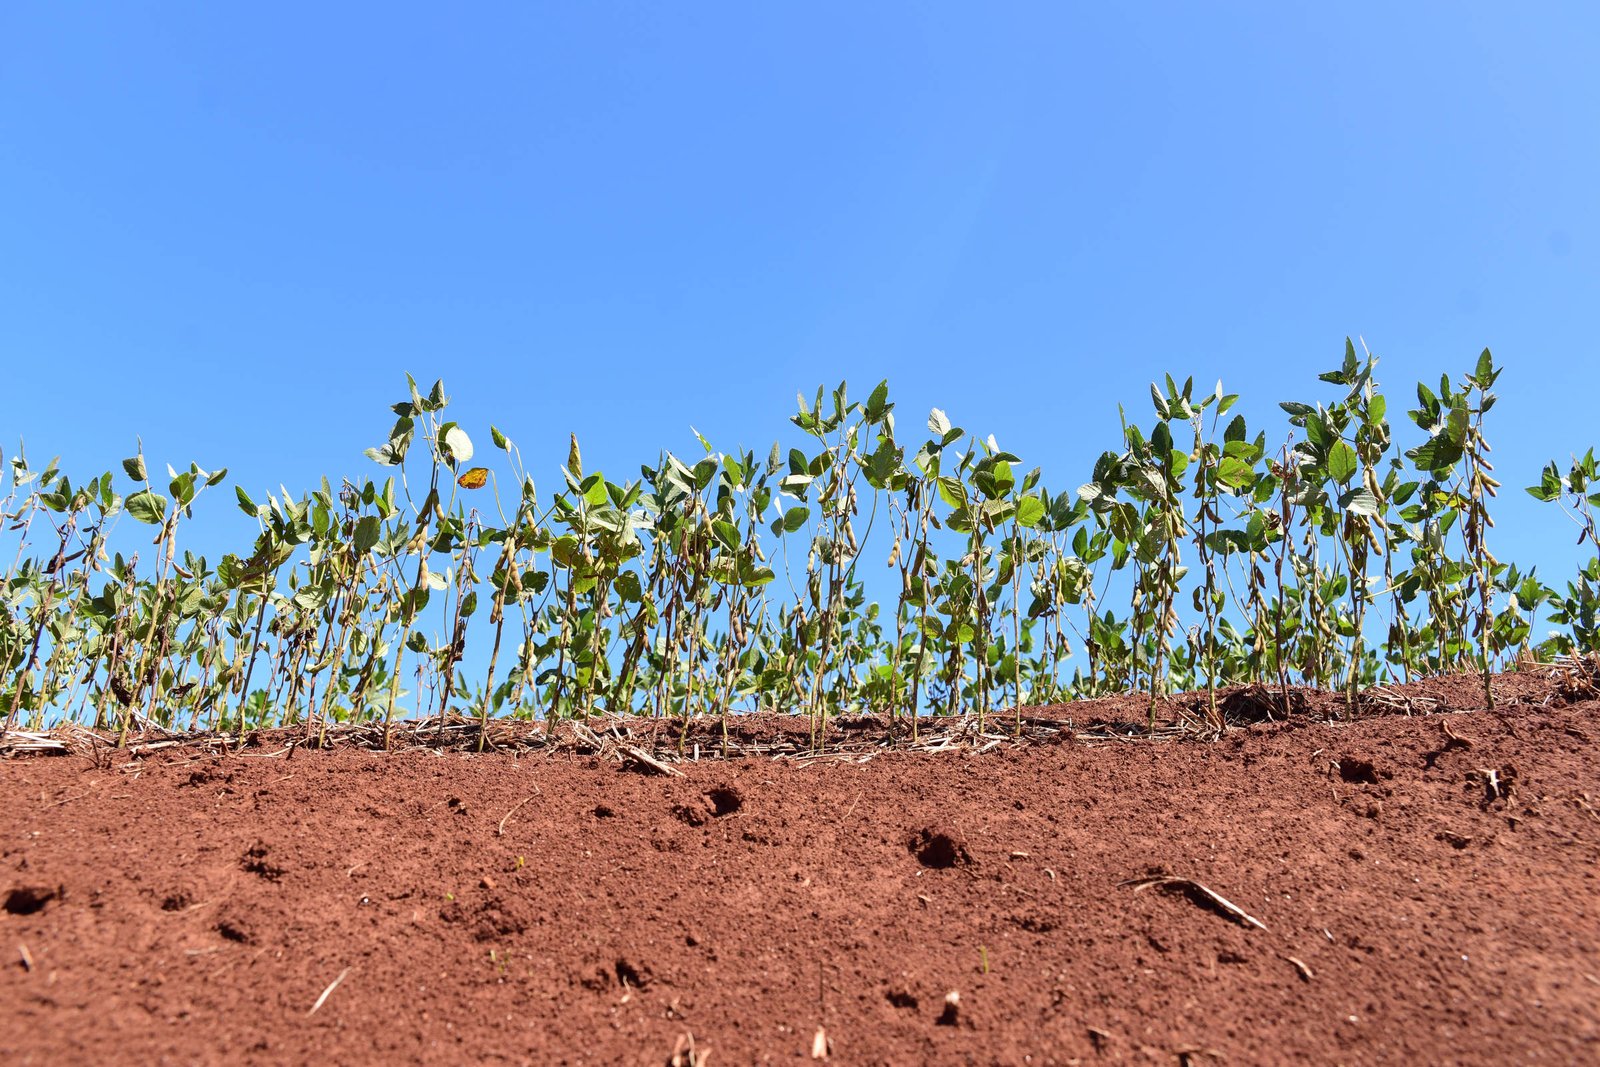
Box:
[441,424,474,466]
[125,489,167,525]
[1342,487,1380,517]
[1015,495,1046,528]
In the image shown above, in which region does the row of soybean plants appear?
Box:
[2,344,1597,747]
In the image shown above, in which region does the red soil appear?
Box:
[3,674,1598,1065]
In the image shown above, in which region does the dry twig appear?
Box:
[307,967,351,1016]
[1441,719,1476,748]
[1120,875,1269,931]
[621,744,684,777]
[496,789,541,836]
[668,1031,710,1067]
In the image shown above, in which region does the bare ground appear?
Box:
[2,672,1597,1065]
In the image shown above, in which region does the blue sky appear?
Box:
[3,3,1598,575]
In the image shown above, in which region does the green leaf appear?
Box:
[739,563,776,588]
[491,425,510,451]
[1406,408,1466,472]
[353,515,382,556]
[614,570,643,602]
[866,380,890,420]
[1217,457,1256,490]
[1525,483,1557,503]
[1328,440,1359,485]
[993,459,1015,492]
[551,535,582,569]
[169,471,196,507]
[866,440,902,488]
[1303,414,1331,450]
[122,455,147,482]
[235,486,258,516]
[712,519,741,552]
[782,506,809,533]
[125,489,167,525]
[1015,495,1047,528]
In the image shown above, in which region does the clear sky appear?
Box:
[3,3,1598,576]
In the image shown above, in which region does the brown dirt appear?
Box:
[2,672,1598,1065]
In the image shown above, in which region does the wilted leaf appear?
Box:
[567,434,583,479]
